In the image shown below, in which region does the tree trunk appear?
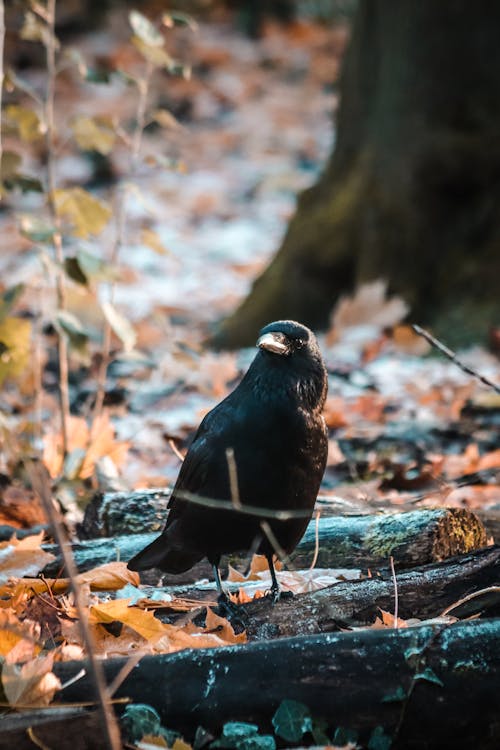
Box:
[42,507,487,580]
[53,619,500,749]
[214,0,500,348]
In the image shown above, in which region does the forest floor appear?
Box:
[0,8,499,745]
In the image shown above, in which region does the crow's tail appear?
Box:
[127,534,202,574]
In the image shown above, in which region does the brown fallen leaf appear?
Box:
[3,561,140,599]
[2,651,61,707]
[0,609,40,662]
[0,532,55,583]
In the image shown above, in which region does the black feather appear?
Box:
[127,320,328,598]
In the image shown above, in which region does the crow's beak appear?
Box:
[257,332,289,355]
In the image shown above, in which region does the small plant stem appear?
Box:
[45,0,70,454]
[93,61,153,419]
[28,462,122,750]
[390,555,399,628]
[0,0,5,184]
[412,324,500,394]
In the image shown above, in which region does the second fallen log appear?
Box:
[42,507,487,579]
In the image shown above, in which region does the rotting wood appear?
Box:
[53,619,500,750]
[43,507,488,581]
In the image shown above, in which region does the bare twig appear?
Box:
[45,0,70,454]
[93,62,154,419]
[226,447,241,509]
[440,585,500,617]
[412,324,500,394]
[168,438,185,462]
[0,0,5,188]
[390,555,398,628]
[27,461,122,750]
[308,509,321,571]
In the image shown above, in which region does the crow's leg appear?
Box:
[211,562,247,627]
[266,554,293,603]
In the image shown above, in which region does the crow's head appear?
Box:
[257,320,316,357]
[254,320,327,409]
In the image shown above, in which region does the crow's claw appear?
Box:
[215,594,248,629]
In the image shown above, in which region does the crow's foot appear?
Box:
[215,593,248,630]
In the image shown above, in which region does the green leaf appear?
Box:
[53,188,111,238]
[4,105,44,142]
[19,215,55,243]
[368,726,392,750]
[129,10,164,46]
[332,727,358,746]
[271,699,312,743]
[55,310,90,363]
[0,317,31,385]
[382,685,407,703]
[70,115,116,155]
[211,722,259,748]
[1,150,22,179]
[77,249,119,282]
[414,667,444,687]
[6,174,44,193]
[101,302,136,352]
[311,718,330,745]
[0,285,25,323]
[239,736,275,750]
[120,703,163,742]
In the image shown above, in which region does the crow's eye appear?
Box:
[294,339,305,350]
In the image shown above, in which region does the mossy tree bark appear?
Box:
[215,0,500,348]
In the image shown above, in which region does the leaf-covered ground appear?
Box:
[0,7,499,743]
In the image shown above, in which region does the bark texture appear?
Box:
[215,0,500,348]
[54,620,500,749]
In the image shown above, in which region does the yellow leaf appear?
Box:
[4,104,44,142]
[53,187,111,238]
[89,599,169,642]
[152,109,182,131]
[0,316,31,385]
[138,736,169,749]
[0,609,40,661]
[5,562,139,598]
[141,228,171,256]
[172,739,193,750]
[71,115,116,155]
[132,36,174,69]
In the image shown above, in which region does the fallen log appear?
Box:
[42,507,487,580]
[241,545,500,639]
[54,619,500,749]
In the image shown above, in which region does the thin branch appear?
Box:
[440,585,500,618]
[412,324,500,394]
[27,461,122,750]
[308,509,321,571]
[93,62,154,419]
[390,555,398,628]
[0,0,5,190]
[226,447,241,509]
[44,0,70,454]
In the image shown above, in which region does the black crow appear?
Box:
[128,320,328,603]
